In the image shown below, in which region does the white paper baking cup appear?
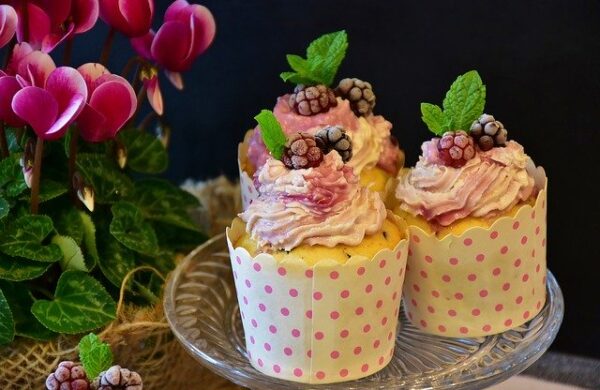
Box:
[402,183,548,337]
[226,213,409,384]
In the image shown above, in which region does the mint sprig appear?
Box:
[254,110,287,159]
[79,333,113,379]
[421,70,486,135]
[280,30,348,86]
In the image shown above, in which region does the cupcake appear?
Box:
[227,110,409,384]
[394,70,548,337]
[239,31,404,209]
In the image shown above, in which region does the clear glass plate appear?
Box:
[164,234,564,390]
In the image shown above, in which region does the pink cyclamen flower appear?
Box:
[12,67,88,141]
[0,4,17,48]
[6,42,57,87]
[0,70,24,127]
[76,63,136,142]
[11,0,99,52]
[132,0,215,73]
[99,0,154,37]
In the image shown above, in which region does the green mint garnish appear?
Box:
[280,30,348,86]
[254,110,287,159]
[79,333,113,379]
[421,70,486,135]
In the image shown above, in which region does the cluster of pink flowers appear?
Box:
[0,0,216,141]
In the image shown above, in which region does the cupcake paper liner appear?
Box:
[226,214,409,384]
[402,182,548,337]
[238,131,259,211]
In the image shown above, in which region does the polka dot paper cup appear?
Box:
[226,215,409,384]
[238,131,259,211]
[403,182,548,337]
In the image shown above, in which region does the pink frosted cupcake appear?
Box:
[393,71,548,337]
[239,31,403,209]
[227,110,409,384]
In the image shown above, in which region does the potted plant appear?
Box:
[0,1,217,388]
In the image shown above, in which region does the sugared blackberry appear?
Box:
[288,84,337,116]
[470,114,508,151]
[46,361,89,390]
[282,133,324,169]
[314,125,352,162]
[335,78,376,116]
[437,131,476,168]
[91,365,142,390]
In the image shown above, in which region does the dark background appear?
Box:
[6,0,600,358]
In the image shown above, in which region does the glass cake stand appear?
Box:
[164,234,564,390]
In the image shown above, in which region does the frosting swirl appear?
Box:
[396,140,537,227]
[241,152,386,250]
[246,95,398,174]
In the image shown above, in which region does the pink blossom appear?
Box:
[0,4,17,48]
[76,63,136,142]
[11,67,88,140]
[131,0,215,75]
[99,0,154,37]
[7,43,57,87]
[0,70,24,126]
[10,0,99,52]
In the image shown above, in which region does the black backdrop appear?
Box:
[6,0,600,358]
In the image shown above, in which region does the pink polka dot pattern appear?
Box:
[226,218,409,384]
[402,186,548,337]
[239,166,259,211]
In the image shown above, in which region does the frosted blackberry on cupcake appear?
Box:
[239,31,404,209]
[393,71,548,337]
[228,110,409,384]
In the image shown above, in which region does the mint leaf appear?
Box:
[0,287,15,344]
[0,196,8,220]
[442,70,486,131]
[280,30,348,86]
[77,153,133,204]
[0,252,51,281]
[0,215,62,262]
[254,110,286,159]
[53,235,88,272]
[117,128,168,174]
[420,103,449,135]
[31,271,117,334]
[110,201,159,256]
[0,281,56,341]
[79,333,113,379]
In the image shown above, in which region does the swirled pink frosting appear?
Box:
[396,140,538,227]
[246,95,399,174]
[240,152,386,251]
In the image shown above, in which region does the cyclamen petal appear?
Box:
[0,5,18,48]
[45,66,88,115]
[151,21,192,72]
[12,87,59,137]
[77,62,110,92]
[145,75,164,116]
[130,30,154,61]
[72,0,100,34]
[0,76,25,126]
[16,3,51,50]
[165,70,184,90]
[99,0,153,37]
[164,1,215,57]
[16,50,57,87]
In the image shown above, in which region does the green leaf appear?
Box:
[0,252,52,281]
[153,221,208,253]
[110,201,158,256]
[0,215,62,262]
[55,208,85,245]
[97,233,135,288]
[0,281,55,341]
[442,70,486,131]
[420,103,449,135]
[0,154,27,198]
[80,212,99,267]
[53,235,88,272]
[5,127,24,153]
[128,179,200,232]
[79,333,113,379]
[38,179,68,203]
[0,287,15,344]
[31,271,116,334]
[0,196,8,220]
[280,30,348,86]
[77,153,133,204]
[117,128,168,174]
[254,110,287,159]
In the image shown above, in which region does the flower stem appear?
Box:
[121,56,144,79]
[0,122,8,158]
[99,28,116,66]
[129,83,148,129]
[68,127,79,203]
[139,111,157,132]
[30,137,44,214]
[63,37,74,66]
